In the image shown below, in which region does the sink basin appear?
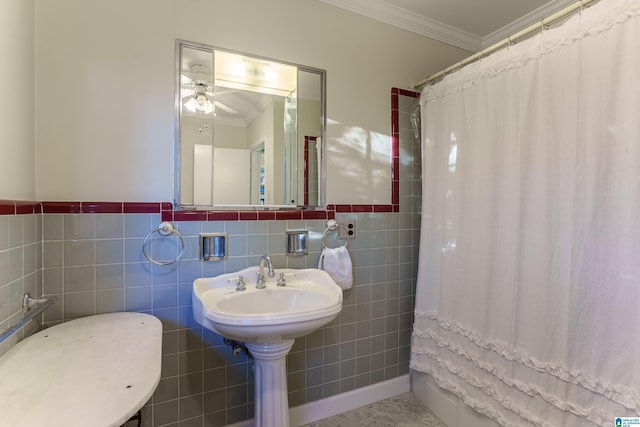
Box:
[193,266,343,343]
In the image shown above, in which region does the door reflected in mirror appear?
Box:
[176,40,326,209]
[250,141,266,205]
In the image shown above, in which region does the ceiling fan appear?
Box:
[181,64,238,115]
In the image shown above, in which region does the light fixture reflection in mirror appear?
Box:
[175,40,326,210]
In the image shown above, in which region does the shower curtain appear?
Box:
[410,1,640,426]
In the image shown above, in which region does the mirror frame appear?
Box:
[173,39,327,211]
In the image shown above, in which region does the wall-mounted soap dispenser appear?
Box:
[200,233,228,261]
[286,230,308,256]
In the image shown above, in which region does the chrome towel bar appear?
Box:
[0,293,56,345]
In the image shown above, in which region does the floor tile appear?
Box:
[300,392,447,427]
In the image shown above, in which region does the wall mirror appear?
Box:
[175,40,326,209]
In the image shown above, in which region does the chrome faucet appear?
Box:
[256,255,275,289]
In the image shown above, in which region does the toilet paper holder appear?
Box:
[286,229,308,256]
[200,232,228,261]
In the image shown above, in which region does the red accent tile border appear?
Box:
[161,210,173,222]
[0,201,41,215]
[207,211,240,221]
[257,211,276,221]
[352,205,373,213]
[374,204,394,213]
[302,210,329,220]
[16,202,42,214]
[275,210,302,221]
[83,202,123,214]
[0,200,398,219]
[39,201,167,214]
[391,87,419,210]
[0,201,15,215]
[392,87,420,98]
[0,201,169,215]
[334,204,354,213]
[124,202,163,214]
[174,210,208,221]
[239,211,258,221]
[41,201,81,214]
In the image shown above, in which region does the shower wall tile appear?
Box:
[8,215,24,248]
[63,214,94,240]
[95,214,124,238]
[95,239,124,264]
[0,212,42,358]
[96,288,124,313]
[63,266,94,293]
[64,240,94,266]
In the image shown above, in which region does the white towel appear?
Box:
[318,246,353,290]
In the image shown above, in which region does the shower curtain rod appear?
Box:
[414,0,598,88]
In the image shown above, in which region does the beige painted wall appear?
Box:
[0,0,35,200]
[31,0,469,204]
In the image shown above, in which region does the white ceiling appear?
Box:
[314,0,578,51]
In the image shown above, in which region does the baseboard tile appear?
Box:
[226,374,411,427]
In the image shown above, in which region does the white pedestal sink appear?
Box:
[192,266,343,427]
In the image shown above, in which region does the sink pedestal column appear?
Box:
[245,340,295,427]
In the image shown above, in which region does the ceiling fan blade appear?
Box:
[214,101,238,114]
[181,74,194,86]
[181,88,195,98]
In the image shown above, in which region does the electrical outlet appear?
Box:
[338,220,356,239]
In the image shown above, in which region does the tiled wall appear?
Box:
[0,89,420,427]
[38,210,417,426]
[0,205,42,357]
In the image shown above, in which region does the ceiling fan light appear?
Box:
[195,94,208,109]
[184,93,213,114]
[203,99,213,114]
[195,93,213,114]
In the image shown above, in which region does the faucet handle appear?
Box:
[276,273,287,287]
[256,272,266,289]
[228,275,246,291]
[276,272,296,287]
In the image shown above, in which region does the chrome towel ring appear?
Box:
[321,219,348,249]
[143,222,185,266]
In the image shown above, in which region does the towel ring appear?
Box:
[321,220,348,249]
[142,222,185,266]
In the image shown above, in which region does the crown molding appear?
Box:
[480,0,577,47]
[315,0,480,52]
[316,0,583,53]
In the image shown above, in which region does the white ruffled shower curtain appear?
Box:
[410,1,640,426]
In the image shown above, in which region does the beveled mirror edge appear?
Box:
[173,39,327,211]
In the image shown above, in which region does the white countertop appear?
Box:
[0,312,162,427]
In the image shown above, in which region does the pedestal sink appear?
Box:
[192,266,343,427]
